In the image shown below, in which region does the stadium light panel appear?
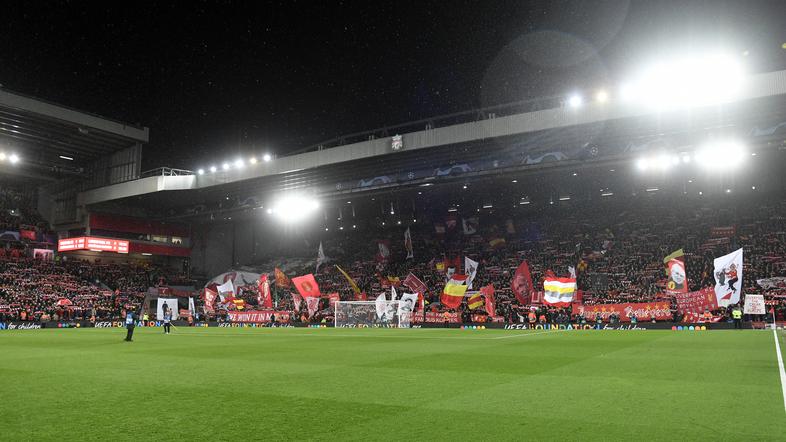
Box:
[59,155,74,161]
[559,196,571,201]
[197,169,205,175]
[9,154,19,164]
[0,152,5,161]
[601,192,614,197]
[263,153,272,162]
[595,90,608,103]
[222,162,230,170]
[568,94,583,108]
[234,158,245,169]
[210,166,217,173]
[249,157,258,164]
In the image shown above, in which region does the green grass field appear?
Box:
[1,327,785,440]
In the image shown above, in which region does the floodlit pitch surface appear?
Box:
[1,327,785,440]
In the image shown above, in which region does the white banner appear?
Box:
[465,257,479,289]
[713,248,743,307]
[316,242,327,272]
[188,297,195,316]
[743,295,765,315]
[404,228,413,259]
[157,298,179,320]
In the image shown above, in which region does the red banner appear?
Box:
[403,273,428,294]
[674,287,717,313]
[19,229,36,241]
[227,310,291,323]
[573,302,671,322]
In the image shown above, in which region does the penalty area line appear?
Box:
[773,329,786,414]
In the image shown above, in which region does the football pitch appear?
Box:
[1,327,785,441]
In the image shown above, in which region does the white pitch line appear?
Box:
[493,329,562,339]
[158,330,499,340]
[773,329,786,413]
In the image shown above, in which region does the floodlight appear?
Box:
[222,162,230,170]
[269,195,320,223]
[197,169,205,175]
[568,94,583,108]
[210,166,217,173]
[249,157,258,164]
[234,158,245,169]
[636,158,649,171]
[263,153,272,162]
[9,154,19,164]
[595,90,608,103]
[695,140,746,171]
[0,152,5,161]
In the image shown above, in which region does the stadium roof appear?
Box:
[0,88,148,178]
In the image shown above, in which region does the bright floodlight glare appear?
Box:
[263,153,272,162]
[234,158,245,169]
[568,94,583,108]
[270,195,320,223]
[630,53,744,109]
[9,154,19,164]
[222,162,230,170]
[0,152,5,161]
[197,168,205,175]
[595,90,608,103]
[695,140,746,171]
[636,157,649,171]
[210,166,217,173]
[249,157,258,164]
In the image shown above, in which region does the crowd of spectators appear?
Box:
[2,185,786,325]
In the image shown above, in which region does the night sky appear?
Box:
[2,0,785,170]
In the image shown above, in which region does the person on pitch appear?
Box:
[124,308,137,342]
[163,307,172,334]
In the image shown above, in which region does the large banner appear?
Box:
[228,310,291,323]
[573,302,671,322]
[714,248,743,306]
[156,298,179,319]
[674,287,717,313]
[257,275,273,309]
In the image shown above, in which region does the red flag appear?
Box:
[292,274,321,298]
[274,267,290,288]
[204,287,217,312]
[511,261,534,305]
[440,278,468,309]
[403,273,429,295]
[481,284,495,316]
[257,274,273,309]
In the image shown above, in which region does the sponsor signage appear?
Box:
[0,322,43,330]
[503,323,647,330]
[58,237,129,253]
